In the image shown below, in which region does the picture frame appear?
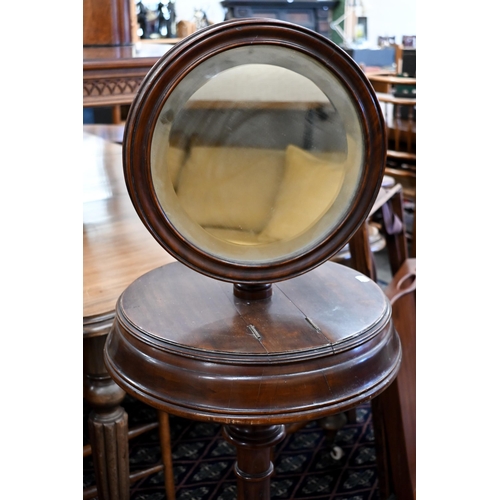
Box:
[402,35,416,48]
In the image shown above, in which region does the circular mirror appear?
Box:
[124,19,386,284]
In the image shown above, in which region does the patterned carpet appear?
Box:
[84,395,382,500]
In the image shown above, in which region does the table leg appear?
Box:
[84,333,129,500]
[223,424,286,500]
[348,222,377,281]
[158,411,176,500]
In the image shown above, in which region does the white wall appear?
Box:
[363,0,416,46]
[174,0,225,24]
[141,1,225,24]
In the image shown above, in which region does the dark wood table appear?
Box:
[83,125,175,499]
[83,43,397,109]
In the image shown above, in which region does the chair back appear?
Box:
[377,91,416,163]
[368,74,416,201]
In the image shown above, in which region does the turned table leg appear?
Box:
[223,424,286,500]
[84,333,130,500]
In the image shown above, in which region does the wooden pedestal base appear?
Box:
[224,424,286,500]
[105,261,401,499]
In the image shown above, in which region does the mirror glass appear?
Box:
[151,45,364,264]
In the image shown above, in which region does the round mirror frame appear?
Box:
[123,18,387,284]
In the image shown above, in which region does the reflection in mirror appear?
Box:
[151,45,364,264]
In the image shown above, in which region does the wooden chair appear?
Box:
[367,73,416,255]
[372,258,416,500]
[368,74,416,204]
[348,176,416,500]
[379,90,416,193]
[389,44,416,77]
[330,176,397,280]
[393,44,403,74]
[348,179,409,281]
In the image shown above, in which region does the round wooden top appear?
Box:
[105,261,401,424]
[118,261,390,359]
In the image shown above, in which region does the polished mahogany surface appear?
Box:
[83,125,175,326]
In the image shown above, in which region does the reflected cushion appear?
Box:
[176,146,285,232]
[259,144,346,242]
[152,146,187,203]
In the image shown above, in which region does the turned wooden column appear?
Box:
[84,316,129,500]
[348,222,377,281]
[223,424,286,500]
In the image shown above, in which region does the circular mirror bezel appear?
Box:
[123,18,386,284]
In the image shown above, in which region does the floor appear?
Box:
[84,398,383,500]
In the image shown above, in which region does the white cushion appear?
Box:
[176,146,285,232]
[259,144,347,242]
[152,145,187,199]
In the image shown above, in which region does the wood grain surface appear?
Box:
[83,126,175,324]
